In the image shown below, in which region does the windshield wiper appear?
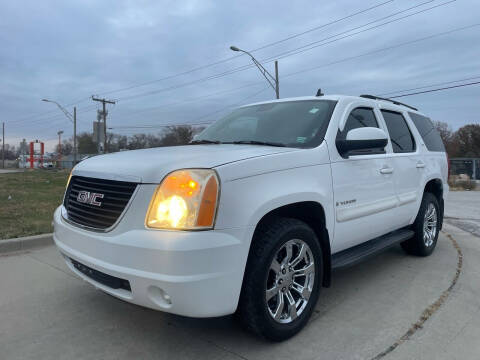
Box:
[189,139,222,145]
[227,140,286,147]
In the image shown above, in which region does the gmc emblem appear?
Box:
[76,191,104,207]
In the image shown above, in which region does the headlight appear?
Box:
[146,169,220,230]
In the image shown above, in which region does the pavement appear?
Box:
[0,192,479,359]
[0,169,24,174]
[444,190,480,238]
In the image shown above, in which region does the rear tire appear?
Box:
[401,192,440,257]
[238,217,323,341]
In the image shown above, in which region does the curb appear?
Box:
[0,233,54,254]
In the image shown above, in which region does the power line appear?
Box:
[34,23,478,130]
[281,23,480,79]
[261,0,455,63]
[247,1,395,54]
[25,82,266,128]
[9,96,92,126]
[10,1,460,127]
[13,21,480,134]
[36,77,480,143]
[378,75,480,96]
[91,97,116,153]
[115,82,264,119]
[113,0,457,103]
[11,104,98,127]
[10,0,393,125]
[109,87,269,132]
[388,80,480,98]
[97,0,394,97]
[111,79,480,134]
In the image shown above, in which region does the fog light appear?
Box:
[163,293,172,305]
[148,286,173,308]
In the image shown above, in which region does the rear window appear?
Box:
[408,112,445,152]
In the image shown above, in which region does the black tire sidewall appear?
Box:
[243,219,323,341]
[412,193,440,256]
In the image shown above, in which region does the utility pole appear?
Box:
[92,97,116,153]
[73,107,77,165]
[2,122,4,169]
[57,130,64,168]
[274,61,279,99]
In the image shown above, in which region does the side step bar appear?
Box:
[332,228,414,270]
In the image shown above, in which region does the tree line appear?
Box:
[1,122,479,160]
[434,122,480,158]
[55,125,203,155]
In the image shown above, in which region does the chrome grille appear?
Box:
[63,176,137,230]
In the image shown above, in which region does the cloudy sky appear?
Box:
[1,0,479,151]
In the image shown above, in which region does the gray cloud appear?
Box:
[1,0,479,150]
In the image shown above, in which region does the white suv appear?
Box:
[53,94,448,341]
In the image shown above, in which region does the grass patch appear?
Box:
[0,169,69,240]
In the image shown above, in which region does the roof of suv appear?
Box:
[241,94,424,116]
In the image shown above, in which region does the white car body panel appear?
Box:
[53,94,448,318]
[73,144,297,183]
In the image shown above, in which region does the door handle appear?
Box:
[380,167,394,174]
[416,161,426,168]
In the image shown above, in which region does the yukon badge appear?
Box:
[76,191,104,207]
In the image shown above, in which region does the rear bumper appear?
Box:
[53,207,252,317]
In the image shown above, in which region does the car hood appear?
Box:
[72,144,298,183]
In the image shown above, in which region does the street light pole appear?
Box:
[57,130,64,168]
[230,45,279,99]
[2,122,4,169]
[274,60,279,99]
[73,107,77,165]
[41,99,77,165]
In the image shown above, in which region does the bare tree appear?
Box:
[0,143,17,160]
[77,132,98,154]
[160,126,195,146]
[55,140,73,155]
[433,121,455,156]
[69,125,203,154]
[453,124,480,157]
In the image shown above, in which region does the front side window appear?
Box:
[337,107,379,141]
[194,100,337,148]
[381,110,416,153]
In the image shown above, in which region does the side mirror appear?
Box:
[336,127,388,158]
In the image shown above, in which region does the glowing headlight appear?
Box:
[146,169,219,230]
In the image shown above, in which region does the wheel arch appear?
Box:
[250,201,332,288]
[423,178,444,229]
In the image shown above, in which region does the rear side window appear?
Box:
[381,110,416,153]
[408,112,445,152]
[337,107,378,141]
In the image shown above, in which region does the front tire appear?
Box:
[401,192,440,257]
[238,217,323,341]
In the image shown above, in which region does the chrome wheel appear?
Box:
[423,203,437,247]
[265,239,315,324]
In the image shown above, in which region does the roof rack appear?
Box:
[359,94,418,111]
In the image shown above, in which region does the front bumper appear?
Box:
[53,207,252,317]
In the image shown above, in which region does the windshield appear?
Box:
[194,100,337,148]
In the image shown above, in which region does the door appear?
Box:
[330,104,397,253]
[380,109,424,228]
